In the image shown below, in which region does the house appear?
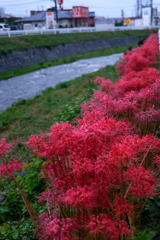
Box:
[16,7,95,30]
[16,10,73,30]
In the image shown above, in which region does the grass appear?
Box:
[0,64,119,162]
[0,29,155,56]
[0,44,137,81]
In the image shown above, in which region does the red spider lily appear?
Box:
[30,33,160,239]
[0,159,23,178]
[117,34,159,75]
[0,138,12,158]
[26,118,160,239]
[124,165,157,199]
[88,214,131,239]
[1,33,159,240]
[82,64,160,135]
[0,138,40,231]
[0,138,22,178]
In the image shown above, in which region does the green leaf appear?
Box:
[2,223,9,232]
[156,201,160,207]
[0,206,9,213]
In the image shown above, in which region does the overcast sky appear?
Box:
[1,0,160,18]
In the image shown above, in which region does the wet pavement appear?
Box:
[0,53,123,113]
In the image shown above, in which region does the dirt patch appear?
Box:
[11,38,29,45]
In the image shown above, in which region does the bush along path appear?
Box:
[0,33,160,240]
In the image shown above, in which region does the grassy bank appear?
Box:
[0,29,154,56]
[0,43,145,148]
[0,29,155,81]
[0,44,136,81]
[0,64,119,161]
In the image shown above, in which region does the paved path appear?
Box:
[0,53,123,113]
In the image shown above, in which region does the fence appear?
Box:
[0,25,160,38]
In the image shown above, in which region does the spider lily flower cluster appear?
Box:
[83,34,160,136]
[0,33,160,240]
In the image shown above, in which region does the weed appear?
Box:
[131,227,157,240]
[0,218,36,240]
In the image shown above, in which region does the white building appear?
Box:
[95,18,122,28]
[16,10,73,30]
[0,8,5,18]
[124,6,160,27]
[142,6,151,26]
[129,17,143,27]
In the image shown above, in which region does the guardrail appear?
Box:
[0,26,160,38]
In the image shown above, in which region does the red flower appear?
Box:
[0,138,12,158]
[125,165,156,198]
[88,214,131,239]
[113,197,134,218]
[0,159,23,178]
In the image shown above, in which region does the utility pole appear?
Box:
[121,9,124,26]
[54,0,58,23]
[50,0,58,23]
[150,0,153,25]
[137,0,142,17]
[121,9,124,19]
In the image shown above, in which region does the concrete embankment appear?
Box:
[0,36,143,73]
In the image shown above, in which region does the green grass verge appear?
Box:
[0,64,119,161]
[0,44,136,81]
[0,29,155,56]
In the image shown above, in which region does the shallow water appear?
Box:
[0,53,123,113]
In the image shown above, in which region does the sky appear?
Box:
[1,0,160,18]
